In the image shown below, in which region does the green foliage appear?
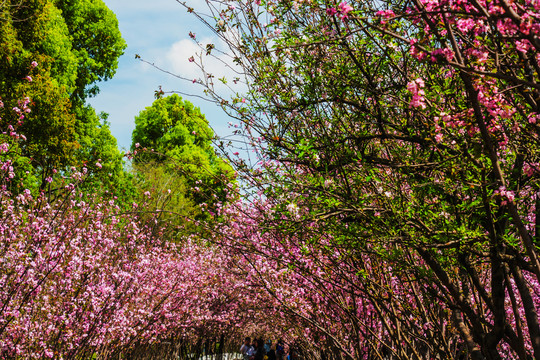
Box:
[132,94,236,211]
[75,106,137,207]
[0,0,131,201]
[132,160,202,239]
[54,0,126,102]
[15,72,78,181]
[0,1,79,180]
[12,0,78,92]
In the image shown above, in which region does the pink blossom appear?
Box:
[376,9,395,17]
[376,9,395,21]
[338,2,354,19]
[456,18,476,32]
[431,47,455,62]
[419,0,439,11]
[407,78,427,109]
[528,113,540,124]
[516,39,531,53]
[496,186,515,205]
[326,7,337,16]
[410,39,427,60]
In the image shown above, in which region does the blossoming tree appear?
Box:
[178,0,540,358]
[0,87,274,358]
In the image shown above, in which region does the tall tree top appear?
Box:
[54,0,126,102]
[131,94,235,211]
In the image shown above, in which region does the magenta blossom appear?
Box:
[326,7,338,16]
[376,9,395,17]
[376,9,395,23]
[407,78,427,109]
[338,2,354,19]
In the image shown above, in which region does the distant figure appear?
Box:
[286,347,295,360]
[247,339,256,360]
[264,340,272,354]
[267,344,277,360]
[276,339,285,360]
[240,337,252,360]
[254,338,265,360]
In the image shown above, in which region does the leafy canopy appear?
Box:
[0,0,131,200]
[132,94,235,222]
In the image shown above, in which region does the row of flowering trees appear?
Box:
[0,68,358,359]
[4,0,540,356]
[176,0,540,358]
[0,165,229,357]
[211,194,540,359]
[0,89,273,358]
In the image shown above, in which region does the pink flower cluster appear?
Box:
[376,9,395,24]
[0,186,260,357]
[495,185,516,205]
[406,78,427,109]
[326,2,354,20]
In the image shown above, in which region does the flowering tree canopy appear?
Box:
[4,0,540,358]
[176,0,540,358]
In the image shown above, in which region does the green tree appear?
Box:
[131,94,235,223]
[0,0,131,198]
[0,0,78,187]
[131,161,201,239]
[53,0,126,103]
[75,107,137,207]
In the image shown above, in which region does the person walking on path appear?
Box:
[276,339,285,360]
[267,344,277,360]
[264,340,272,354]
[254,339,265,360]
[247,339,257,360]
[240,337,252,360]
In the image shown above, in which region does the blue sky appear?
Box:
[89,0,238,151]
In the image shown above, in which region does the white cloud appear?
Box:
[164,33,247,97]
[165,38,209,79]
[90,0,245,150]
[104,0,183,14]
